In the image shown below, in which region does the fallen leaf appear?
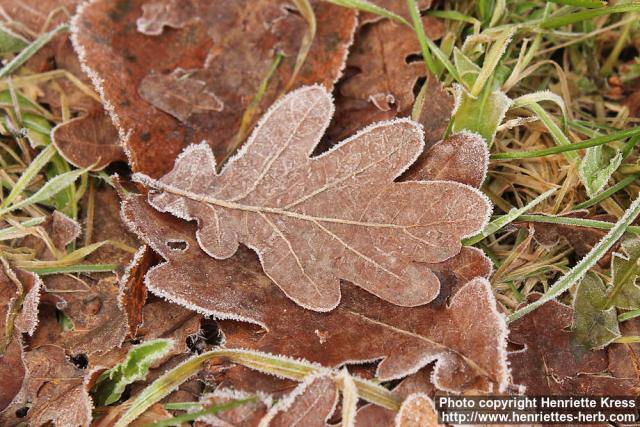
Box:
[196,389,269,427]
[122,193,508,393]
[415,77,454,147]
[118,245,153,337]
[402,131,488,188]
[341,17,444,112]
[354,366,434,426]
[508,294,639,395]
[571,273,620,352]
[139,68,224,122]
[607,317,640,381]
[72,0,357,177]
[136,86,491,311]
[0,262,42,412]
[324,95,397,144]
[260,373,338,427]
[0,344,92,427]
[395,393,441,427]
[52,109,126,171]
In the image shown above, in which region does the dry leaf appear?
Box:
[414,77,454,147]
[72,0,357,177]
[508,294,640,395]
[395,393,441,427]
[122,193,508,393]
[260,373,338,427]
[0,262,42,412]
[117,245,153,337]
[135,86,491,311]
[0,344,92,427]
[341,17,444,112]
[139,68,224,122]
[52,110,125,171]
[402,131,488,188]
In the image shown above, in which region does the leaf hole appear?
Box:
[70,353,89,369]
[413,76,426,98]
[187,318,223,354]
[405,53,423,64]
[166,239,188,252]
[15,406,29,418]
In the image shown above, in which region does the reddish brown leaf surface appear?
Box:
[508,294,640,395]
[0,345,92,427]
[118,245,153,337]
[261,373,338,427]
[72,0,357,177]
[341,17,444,112]
[395,393,441,427]
[136,86,491,311]
[52,110,125,170]
[195,390,269,427]
[122,193,508,393]
[0,262,42,412]
[402,131,488,188]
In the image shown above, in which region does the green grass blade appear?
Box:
[548,0,606,7]
[0,167,88,216]
[464,188,557,245]
[540,3,640,29]
[517,214,640,234]
[0,24,68,79]
[1,144,56,209]
[470,28,514,97]
[508,193,640,323]
[619,309,640,322]
[527,102,577,161]
[0,217,45,241]
[573,174,640,210]
[0,24,28,53]
[24,263,119,275]
[324,0,411,26]
[407,0,438,76]
[140,398,256,427]
[491,126,640,160]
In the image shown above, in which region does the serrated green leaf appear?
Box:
[607,236,640,310]
[579,145,623,197]
[92,338,175,406]
[571,273,620,353]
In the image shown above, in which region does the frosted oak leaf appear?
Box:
[134,85,491,311]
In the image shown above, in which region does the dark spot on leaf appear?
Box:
[70,353,89,370]
[15,406,29,418]
[166,240,188,251]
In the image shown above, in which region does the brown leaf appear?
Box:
[395,393,442,427]
[118,245,153,337]
[354,366,434,426]
[415,77,454,147]
[196,390,268,427]
[22,210,80,261]
[260,373,338,427]
[52,110,125,171]
[122,194,508,393]
[0,344,92,427]
[0,262,42,411]
[341,17,444,112]
[508,294,640,395]
[72,0,357,177]
[136,86,491,311]
[139,68,224,122]
[402,132,488,188]
[324,96,398,144]
[607,318,640,381]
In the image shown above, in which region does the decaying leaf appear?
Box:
[402,131,488,188]
[122,193,508,393]
[415,77,454,147]
[72,0,357,177]
[395,393,441,427]
[0,262,42,412]
[260,373,338,427]
[341,17,444,112]
[52,109,125,171]
[139,68,224,122]
[609,235,640,310]
[0,344,92,427]
[571,273,620,352]
[118,245,154,337]
[135,86,491,311]
[196,389,269,426]
[509,294,639,395]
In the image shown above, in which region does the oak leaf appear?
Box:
[122,193,508,393]
[135,86,491,310]
[72,0,357,177]
[395,393,442,427]
[341,17,444,112]
[508,294,640,395]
